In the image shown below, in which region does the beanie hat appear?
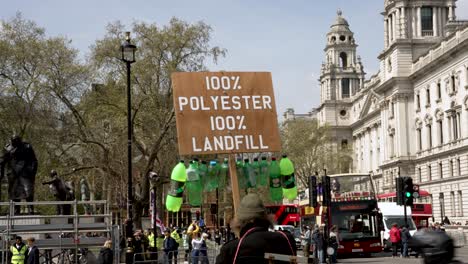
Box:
[237,193,266,222]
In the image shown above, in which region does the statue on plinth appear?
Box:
[0,135,38,215]
[80,177,92,214]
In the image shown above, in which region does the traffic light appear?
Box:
[323,175,331,206]
[309,175,318,208]
[396,177,404,205]
[403,177,414,206]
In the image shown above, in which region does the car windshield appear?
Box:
[384,217,416,230]
[332,211,379,240]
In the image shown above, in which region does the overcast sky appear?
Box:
[2,0,468,117]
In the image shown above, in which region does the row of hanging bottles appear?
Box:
[166,155,298,212]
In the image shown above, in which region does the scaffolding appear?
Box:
[0,200,120,264]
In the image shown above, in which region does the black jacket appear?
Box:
[401,228,411,243]
[97,248,113,264]
[27,246,39,264]
[163,236,177,253]
[216,222,297,264]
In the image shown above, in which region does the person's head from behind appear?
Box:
[10,134,22,148]
[233,193,270,232]
[103,240,112,249]
[392,223,398,228]
[26,237,35,247]
[330,225,337,232]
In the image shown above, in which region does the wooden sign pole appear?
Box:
[228,154,241,215]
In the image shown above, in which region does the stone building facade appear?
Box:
[287,0,468,223]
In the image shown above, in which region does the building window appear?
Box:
[438,120,444,145]
[339,52,348,68]
[421,7,433,32]
[418,167,422,182]
[457,158,461,176]
[439,193,445,221]
[428,165,432,181]
[391,102,395,117]
[341,139,348,149]
[450,191,456,217]
[437,82,442,100]
[342,78,350,98]
[451,75,456,93]
[428,124,433,149]
[426,88,431,106]
[453,113,459,140]
[417,128,422,151]
[416,94,421,110]
[450,160,454,177]
[390,134,395,157]
[458,191,463,217]
[439,162,443,179]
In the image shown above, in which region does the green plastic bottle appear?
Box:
[280,155,297,201]
[219,158,229,188]
[252,158,260,188]
[269,157,282,202]
[186,161,202,206]
[258,157,269,186]
[207,160,220,191]
[236,158,246,189]
[165,160,187,212]
[199,161,208,191]
[243,159,256,188]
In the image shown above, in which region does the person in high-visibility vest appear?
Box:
[10,236,27,264]
[170,229,182,263]
[147,229,157,261]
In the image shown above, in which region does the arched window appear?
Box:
[339,52,347,68]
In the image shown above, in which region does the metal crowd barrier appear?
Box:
[0,200,119,264]
[131,247,219,264]
[446,228,466,248]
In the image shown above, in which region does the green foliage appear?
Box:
[0,13,226,227]
[280,119,352,186]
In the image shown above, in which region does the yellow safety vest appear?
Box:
[148,233,155,247]
[10,245,27,264]
[156,237,164,249]
[171,230,182,245]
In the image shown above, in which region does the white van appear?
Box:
[378,202,417,250]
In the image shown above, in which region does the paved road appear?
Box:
[337,247,468,263]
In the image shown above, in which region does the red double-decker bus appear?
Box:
[326,174,382,255]
[265,204,300,226]
[377,190,433,228]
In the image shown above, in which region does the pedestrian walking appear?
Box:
[171,228,182,263]
[301,226,311,259]
[97,240,113,264]
[329,225,339,263]
[9,236,27,264]
[312,226,325,264]
[215,193,296,263]
[401,225,411,258]
[164,229,178,264]
[389,223,401,258]
[26,237,39,264]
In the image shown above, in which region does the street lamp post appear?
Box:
[121,32,136,241]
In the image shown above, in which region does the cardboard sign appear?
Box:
[172,72,281,155]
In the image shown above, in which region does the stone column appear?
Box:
[448,5,455,21]
[392,12,397,40]
[438,7,443,36]
[412,7,416,38]
[401,7,406,38]
[433,7,438,36]
[395,9,400,39]
[416,6,421,37]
